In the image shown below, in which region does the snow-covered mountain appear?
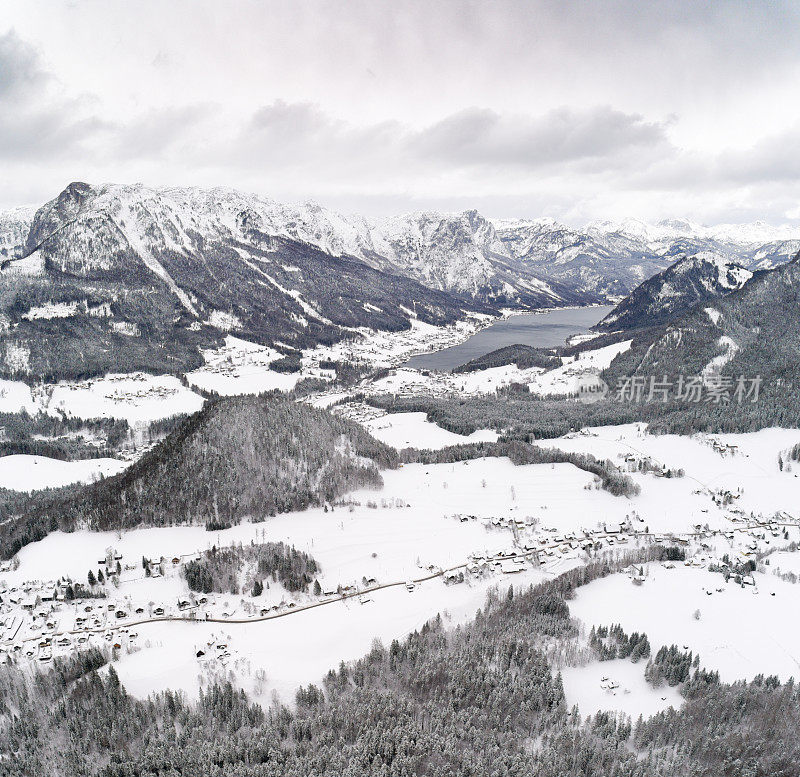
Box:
[493,216,800,297]
[2,182,495,379]
[0,206,36,263]
[494,218,670,297]
[1,181,798,379]
[603,250,800,417]
[594,252,753,332]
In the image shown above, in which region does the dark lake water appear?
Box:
[404,305,613,371]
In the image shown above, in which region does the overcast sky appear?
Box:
[2,0,800,225]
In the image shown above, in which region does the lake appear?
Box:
[404,305,613,371]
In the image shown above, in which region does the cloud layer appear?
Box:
[2,0,800,225]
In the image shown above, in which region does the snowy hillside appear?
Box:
[0,206,35,262]
[596,252,753,331]
[1,182,492,379]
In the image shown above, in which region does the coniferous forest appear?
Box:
[0,395,398,559]
[1,558,798,777]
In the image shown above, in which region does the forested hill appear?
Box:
[0,395,398,558]
[595,252,752,332]
[452,343,561,373]
[602,252,800,428]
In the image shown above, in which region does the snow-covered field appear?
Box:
[536,424,800,530]
[528,340,632,397]
[186,336,310,395]
[0,455,127,492]
[0,456,595,701]
[362,412,498,449]
[571,564,800,683]
[0,373,205,425]
[561,658,683,719]
[113,571,540,703]
[3,457,595,589]
[47,373,205,425]
[5,424,800,710]
[0,379,38,415]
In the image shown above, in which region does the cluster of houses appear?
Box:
[331,402,387,424]
[704,437,740,457]
[484,514,637,561]
[313,316,483,371]
[0,591,145,663]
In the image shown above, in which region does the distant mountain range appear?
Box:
[595,252,753,332]
[493,216,799,298]
[0,183,494,380]
[1,181,798,380]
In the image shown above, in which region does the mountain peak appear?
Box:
[596,252,752,332]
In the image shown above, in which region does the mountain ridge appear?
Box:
[595,252,753,332]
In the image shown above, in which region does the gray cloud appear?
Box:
[410,106,671,169]
[110,104,215,160]
[0,29,49,101]
[2,3,800,225]
[0,31,107,162]
[229,100,672,179]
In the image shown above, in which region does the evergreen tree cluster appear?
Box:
[589,624,651,662]
[0,409,128,461]
[644,644,699,687]
[183,541,320,595]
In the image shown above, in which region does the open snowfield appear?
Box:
[0,373,206,424]
[0,379,38,414]
[528,339,632,396]
[561,658,683,719]
[534,424,800,534]
[0,454,127,492]
[764,551,800,576]
[362,412,498,449]
[571,565,800,683]
[3,457,597,589]
[186,336,309,395]
[47,373,205,425]
[112,570,543,703]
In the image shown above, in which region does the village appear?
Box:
[2,482,797,671]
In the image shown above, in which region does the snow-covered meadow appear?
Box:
[0,455,127,492]
[570,564,800,684]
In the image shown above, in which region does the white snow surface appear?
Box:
[0,454,127,492]
[561,659,683,719]
[362,412,498,449]
[571,565,800,683]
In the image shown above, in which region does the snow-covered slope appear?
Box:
[369,209,574,306]
[0,206,35,262]
[603,251,800,412]
[494,216,800,297]
[2,182,488,379]
[596,252,753,331]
